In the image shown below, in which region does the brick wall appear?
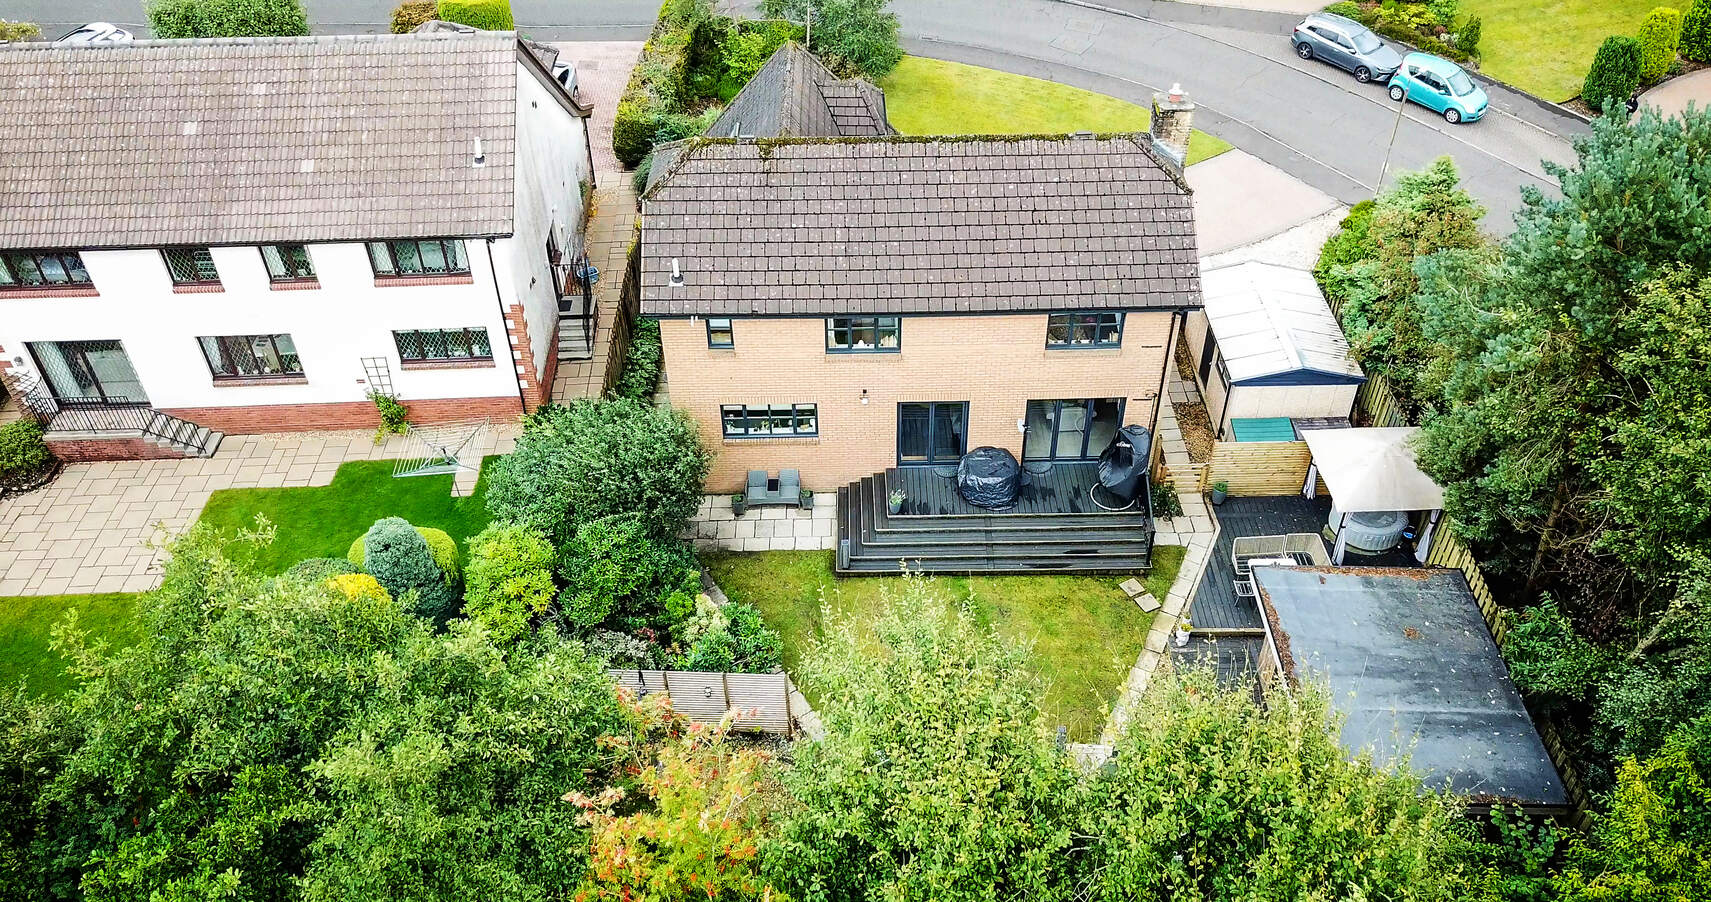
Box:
[659,311,1178,492]
[48,436,193,462]
[158,395,523,434]
[506,302,556,412]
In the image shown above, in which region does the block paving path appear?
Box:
[0,427,516,597]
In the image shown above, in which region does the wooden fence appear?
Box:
[1353,372,1411,428]
[1162,440,1326,497]
[609,668,801,736]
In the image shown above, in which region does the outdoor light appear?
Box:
[860,389,869,405]
[1016,417,1027,434]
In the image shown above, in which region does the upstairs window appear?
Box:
[721,404,818,438]
[198,334,302,380]
[1046,312,1123,348]
[260,244,315,281]
[707,318,734,348]
[826,316,900,353]
[395,327,494,362]
[367,239,469,277]
[0,250,91,288]
[162,247,220,285]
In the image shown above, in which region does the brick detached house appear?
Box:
[641,47,1203,573]
[0,30,597,460]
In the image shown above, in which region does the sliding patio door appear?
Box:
[897,402,968,466]
[1023,398,1124,461]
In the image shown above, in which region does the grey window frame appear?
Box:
[197,333,302,380]
[707,317,735,348]
[260,244,316,282]
[162,247,220,285]
[393,327,494,362]
[0,250,92,288]
[720,403,819,438]
[1046,311,1124,348]
[825,316,901,353]
[366,238,470,277]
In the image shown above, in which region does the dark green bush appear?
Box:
[1583,35,1643,112]
[1639,7,1685,82]
[435,0,512,29]
[0,418,55,488]
[1322,2,1364,20]
[390,0,436,32]
[360,517,457,621]
[1149,482,1183,520]
[146,0,309,37]
[760,0,903,77]
[614,317,664,400]
[1458,15,1481,57]
[675,599,783,672]
[556,513,699,630]
[1683,0,1711,61]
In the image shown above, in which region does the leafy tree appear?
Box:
[1087,667,1472,902]
[571,691,782,901]
[359,517,457,620]
[1639,7,1685,82]
[759,0,904,77]
[765,575,1082,901]
[1553,716,1711,900]
[435,0,512,30]
[485,398,711,544]
[0,525,627,901]
[146,0,309,38]
[1582,35,1642,113]
[461,522,557,643]
[0,19,40,42]
[556,513,699,631]
[1682,0,1711,62]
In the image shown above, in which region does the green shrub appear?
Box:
[760,0,903,77]
[1583,35,1643,113]
[0,418,55,487]
[370,391,409,443]
[348,524,457,585]
[557,513,700,631]
[0,19,42,41]
[1426,0,1460,28]
[146,0,309,38]
[1149,482,1183,520]
[485,398,711,544]
[282,557,362,585]
[674,597,783,672]
[614,318,664,400]
[1321,1,1364,20]
[435,0,512,30]
[390,0,437,32]
[1683,0,1711,61]
[1639,7,1685,81]
[462,522,557,642]
[356,518,458,619]
[1458,15,1481,57]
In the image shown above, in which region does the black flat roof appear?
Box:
[1256,567,1566,807]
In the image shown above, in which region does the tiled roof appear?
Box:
[640,135,1200,317]
[0,32,538,249]
[708,43,891,138]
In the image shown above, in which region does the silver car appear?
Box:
[1291,13,1402,84]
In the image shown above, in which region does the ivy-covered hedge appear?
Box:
[146,0,310,38]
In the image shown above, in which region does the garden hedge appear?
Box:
[1683,0,1711,62]
[146,0,310,38]
[1583,35,1643,112]
[435,0,512,30]
[390,0,436,32]
[1639,6,1685,81]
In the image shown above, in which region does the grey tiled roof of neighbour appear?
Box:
[640,134,1199,317]
[0,32,575,249]
[708,42,892,139]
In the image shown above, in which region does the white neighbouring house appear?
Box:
[0,29,597,460]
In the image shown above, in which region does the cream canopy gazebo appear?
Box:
[1300,426,1446,564]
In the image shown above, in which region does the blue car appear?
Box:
[1387,52,1489,124]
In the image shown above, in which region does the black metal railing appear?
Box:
[553,251,600,354]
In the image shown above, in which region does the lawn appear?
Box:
[879,56,1232,165]
[702,545,1187,740]
[196,457,498,575]
[0,592,144,696]
[1462,0,1656,101]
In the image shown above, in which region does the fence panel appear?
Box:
[1205,440,1315,496]
[609,669,795,735]
[1354,373,1411,428]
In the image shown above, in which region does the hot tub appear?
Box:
[1329,503,1408,553]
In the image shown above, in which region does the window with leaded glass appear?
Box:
[260,244,316,281]
[162,247,220,285]
[1045,311,1123,348]
[720,404,818,438]
[825,316,900,352]
[0,250,91,289]
[366,239,469,277]
[394,327,494,362]
[198,334,302,379]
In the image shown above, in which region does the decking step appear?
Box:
[839,554,1155,574]
[864,474,1150,533]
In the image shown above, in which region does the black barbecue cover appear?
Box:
[1098,425,1153,502]
[956,446,1021,509]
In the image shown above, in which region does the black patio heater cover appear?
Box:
[1098,425,1153,502]
[956,446,1021,509]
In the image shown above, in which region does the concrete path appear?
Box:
[1189,149,1341,255]
[1640,68,1711,119]
[0,426,516,597]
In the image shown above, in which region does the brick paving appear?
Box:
[552,182,637,403]
[685,493,838,552]
[0,426,516,597]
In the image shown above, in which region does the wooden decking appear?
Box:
[890,462,1143,518]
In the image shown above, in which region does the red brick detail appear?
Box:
[268,279,321,291]
[374,274,477,288]
[505,303,555,413]
[400,358,497,371]
[171,283,224,294]
[156,395,522,434]
[48,437,194,462]
[0,286,100,298]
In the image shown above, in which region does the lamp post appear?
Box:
[1375,81,1409,198]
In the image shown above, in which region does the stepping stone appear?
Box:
[1133,591,1161,613]
[1119,577,1146,598]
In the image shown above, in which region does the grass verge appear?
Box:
[0,593,144,696]
[879,56,1233,165]
[196,457,497,574]
[1461,0,1656,102]
[702,545,1187,740]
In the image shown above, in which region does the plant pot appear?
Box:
[800,491,814,511]
[1174,628,1191,648]
[887,498,903,515]
[731,496,748,517]
[1210,488,1227,505]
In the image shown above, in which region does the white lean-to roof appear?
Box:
[1302,427,1445,513]
[1200,261,1364,385]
